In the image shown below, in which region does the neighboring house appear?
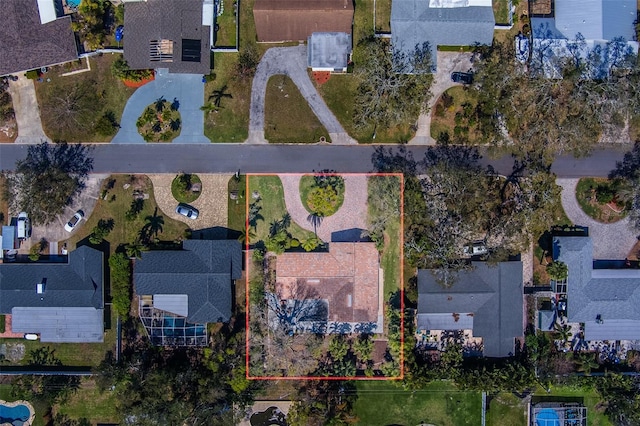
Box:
[0,246,104,343]
[391,0,495,71]
[253,0,354,43]
[123,0,214,74]
[271,242,382,333]
[531,0,639,78]
[417,262,523,357]
[0,0,79,76]
[554,236,640,341]
[307,32,352,73]
[134,240,242,345]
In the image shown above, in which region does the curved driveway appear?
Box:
[248,45,356,145]
[557,178,639,259]
[279,174,368,242]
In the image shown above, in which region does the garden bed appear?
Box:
[575,178,628,223]
[171,174,202,203]
[136,98,181,142]
[298,174,345,216]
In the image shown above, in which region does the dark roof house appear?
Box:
[555,236,640,341]
[417,261,523,357]
[134,240,242,324]
[391,0,494,71]
[0,0,79,76]
[0,245,104,342]
[123,0,212,74]
[253,0,354,42]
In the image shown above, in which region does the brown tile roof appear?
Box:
[276,243,379,323]
[0,0,78,76]
[124,0,211,74]
[253,0,354,42]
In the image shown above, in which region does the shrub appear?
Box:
[0,315,4,333]
[109,252,132,318]
[441,92,454,109]
[236,44,259,79]
[307,187,339,217]
[111,56,153,82]
[89,218,114,244]
[94,112,118,136]
[547,261,568,281]
[595,184,616,204]
[29,244,41,262]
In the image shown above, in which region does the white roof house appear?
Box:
[307,32,352,72]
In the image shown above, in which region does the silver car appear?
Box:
[176,203,199,219]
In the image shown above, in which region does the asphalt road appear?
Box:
[0,144,629,177]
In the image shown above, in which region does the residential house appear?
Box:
[134,240,242,345]
[0,245,104,343]
[417,262,523,357]
[307,32,352,73]
[391,0,495,71]
[554,236,640,341]
[272,242,382,333]
[123,0,214,74]
[0,0,79,76]
[531,0,639,78]
[253,0,354,43]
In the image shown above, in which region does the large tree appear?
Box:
[40,79,99,138]
[2,141,94,225]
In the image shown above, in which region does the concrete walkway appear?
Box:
[7,76,50,144]
[279,174,368,242]
[112,71,209,144]
[410,51,474,145]
[248,45,356,145]
[557,178,639,259]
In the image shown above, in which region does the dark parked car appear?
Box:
[451,71,473,84]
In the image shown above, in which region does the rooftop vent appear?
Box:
[36,282,46,294]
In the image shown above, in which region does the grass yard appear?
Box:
[35,54,135,142]
[381,218,401,298]
[354,0,375,43]
[493,0,512,25]
[317,75,415,143]
[214,5,238,48]
[247,175,316,244]
[264,75,330,143]
[62,174,189,253]
[430,86,483,144]
[204,52,251,142]
[575,178,627,224]
[228,174,247,235]
[54,378,119,424]
[487,392,526,426]
[374,0,391,33]
[0,176,8,225]
[298,175,345,215]
[354,381,482,426]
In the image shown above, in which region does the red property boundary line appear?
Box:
[244,172,405,381]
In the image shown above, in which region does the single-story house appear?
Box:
[253,0,354,43]
[391,0,495,71]
[0,0,79,76]
[531,0,639,78]
[272,242,382,333]
[123,0,213,74]
[307,32,352,73]
[0,246,104,343]
[554,236,640,341]
[134,239,242,324]
[417,261,523,357]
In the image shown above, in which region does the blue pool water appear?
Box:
[67,0,82,7]
[0,403,32,426]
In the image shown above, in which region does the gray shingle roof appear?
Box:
[554,0,636,41]
[0,245,103,312]
[555,236,640,340]
[417,262,523,357]
[123,0,211,74]
[391,1,494,70]
[134,240,241,324]
[0,0,78,76]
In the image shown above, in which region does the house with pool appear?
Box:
[133,239,242,346]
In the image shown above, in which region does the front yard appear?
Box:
[430,86,483,144]
[575,178,628,224]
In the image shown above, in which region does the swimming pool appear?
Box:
[0,400,35,426]
[66,0,82,8]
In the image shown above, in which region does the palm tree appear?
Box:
[170,97,180,111]
[307,213,323,236]
[553,321,573,347]
[125,240,146,259]
[154,96,166,112]
[169,118,181,132]
[200,103,218,114]
[576,353,599,375]
[237,227,256,246]
[547,261,568,281]
[209,84,233,108]
[142,207,165,240]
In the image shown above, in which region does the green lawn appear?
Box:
[354,0,375,43]
[34,54,135,142]
[228,174,247,235]
[264,75,330,143]
[54,378,119,424]
[487,393,526,426]
[374,0,391,33]
[575,178,627,223]
[430,86,482,144]
[62,174,189,254]
[493,0,512,25]
[298,175,345,214]
[214,6,238,48]
[354,381,482,426]
[247,175,317,244]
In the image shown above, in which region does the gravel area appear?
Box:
[148,174,232,231]
[279,174,369,242]
[557,178,639,259]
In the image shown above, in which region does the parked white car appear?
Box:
[64,210,84,232]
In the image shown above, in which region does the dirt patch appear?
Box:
[0,342,26,362]
[530,0,552,15]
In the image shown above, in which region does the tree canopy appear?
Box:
[2,142,94,225]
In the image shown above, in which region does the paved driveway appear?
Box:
[112,71,209,144]
[248,45,355,145]
[7,76,50,144]
[557,178,639,259]
[410,51,474,145]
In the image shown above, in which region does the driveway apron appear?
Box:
[112,72,209,144]
[8,76,50,144]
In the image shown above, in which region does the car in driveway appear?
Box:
[64,210,84,232]
[176,203,199,220]
[451,71,473,84]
